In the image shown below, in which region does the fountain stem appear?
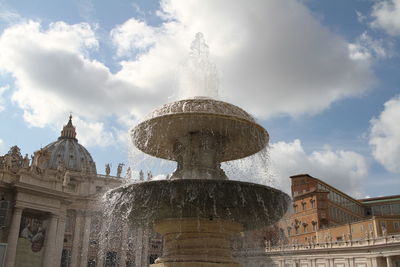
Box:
[171,131,227,180]
[151,218,242,267]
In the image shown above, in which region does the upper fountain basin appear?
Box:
[131,97,269,162]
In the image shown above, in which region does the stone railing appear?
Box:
[266,234,400,252]
[96,174,126,179]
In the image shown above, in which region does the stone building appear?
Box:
[234,174,400,267]
[1,118,399,267]
[283,174,400,245]
[0,116,162,267]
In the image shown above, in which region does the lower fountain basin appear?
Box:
[108,179,290,230]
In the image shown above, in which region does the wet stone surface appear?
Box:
[108,179,290,230]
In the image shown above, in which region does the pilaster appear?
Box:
[79,212,92,267]
[70,211,84,267]
[386,256,393,267]
[43,213,59,267]
[54,214,67,266]
[4,206,23,267]
[119,223,128,267]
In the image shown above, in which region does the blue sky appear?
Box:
[0,0,400,198]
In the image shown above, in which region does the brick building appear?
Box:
[283,174,400,245]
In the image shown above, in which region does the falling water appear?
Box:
[177,32,219,100]
[96,33,290,267]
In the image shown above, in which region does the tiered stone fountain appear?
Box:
[110,96,290,266]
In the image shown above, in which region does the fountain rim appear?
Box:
[109,178,291,231]
[141,97,257,122]
[118,177,284,192]
[131,112,269,162]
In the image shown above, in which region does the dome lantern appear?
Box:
[59,115,77,140]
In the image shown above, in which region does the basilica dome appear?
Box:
[39,116,97,174]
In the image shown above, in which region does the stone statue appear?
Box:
[117,163,124,178]
[166,174,170,180]
[23,154,30,168]
[147,171,153,181]
[105,164,111,176]
[382,225,387,236]
[139,170,144,181]
[4,154,12,170]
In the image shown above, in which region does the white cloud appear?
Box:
[72,117,114,147]
[371,0,400,36]
[0,85,8,112]
[0,21,164,146]
[0,0,375,148]
[348,32,389,61]
[269,139,368,197]
[111,18,159,57]
[369,96,400,173]
[113,0,374,118]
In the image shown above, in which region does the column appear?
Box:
[311,259,316,267]
[54,214,67,266]
[135,227,144,267]
[4,206,23,267]
[328,258,334,267]
[346,258,355,267]
[43,213,59,267]
[371,257,378,267]
[366,257,373,267]
[119,223,128,267]
[70,211,83,267]
[79,213,92,267]
[97,216,108,267]
[386,256,393,267]
[142,227,150,267]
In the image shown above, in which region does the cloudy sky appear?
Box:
[1,0,400,198]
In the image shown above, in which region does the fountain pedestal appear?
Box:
[151,218,243,267]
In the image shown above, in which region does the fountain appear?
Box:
[108,34,290,267]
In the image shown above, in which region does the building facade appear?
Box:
[0,117,162,267]
[235,174,400,267]
[1,120,399,267]
[284,174,400,245]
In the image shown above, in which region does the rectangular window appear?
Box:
[312,223,317,231]
[392,204,400,214]
[382,205,391,215]
[372,206,381,216]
